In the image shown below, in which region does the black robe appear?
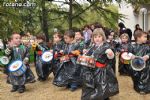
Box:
[130,43,150,93]
[106,40,119,73]
[52,41,64,76]
[35,42,52,80]
[53,41,84,87]
[81,43,119,100]
[117,42,132,75]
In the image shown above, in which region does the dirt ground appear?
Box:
[0,65,150,100]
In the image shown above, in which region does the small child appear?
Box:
[53,30,81,91]
[34,34,52,81]
[106,30,119,73]
[81,28,119,100]
[117,33,132,76]
[130,30,150,94]
[4,32,31,93]
[52,32,64,76]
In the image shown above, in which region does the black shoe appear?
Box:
[104,98,110,100]
[18,89,25,93]
[69,87,77,92]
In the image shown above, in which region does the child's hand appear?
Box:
[121,49,124,52]
[116,52,119,56]
[60,50,63,53]
[23,57,29,64]
[50,50,53,53]
[142,55,149,61]
[83,49,88,54]
[131,55,136,60]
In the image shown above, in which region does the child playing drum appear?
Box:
[4,32,33,93]
[81,28,119,100]
[130,30,150,94]
[53,30,82,91]
[106,30,119,73]
[51,32,64,76]
[33,34,52,81]
[117,33,132,76]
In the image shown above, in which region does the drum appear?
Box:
[8,60,27,76]
[41,51,53,63]
[120,52,131,64]
[131,56,145,71]
[77,55,95,68]
[0,56,9,65]
[60,55,70,63]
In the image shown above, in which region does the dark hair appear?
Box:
[11,32,20,39]
[134,30,147,41]
[118,22,125,29]
[53,32,63,39]
[36,34,46,41]
[64,30,75,38]
[75,29,84,37]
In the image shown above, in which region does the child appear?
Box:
[34,34,52,81]
[117,33,132,76]
[4,32,31,93]
[106,30,119,73]
[53,30,81,91]
[81,28,119,100]
[51,32,64,76]
[130,30,150,94]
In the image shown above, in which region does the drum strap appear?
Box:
[95,61,106,68]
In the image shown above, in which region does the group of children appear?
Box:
[1,25,150,100]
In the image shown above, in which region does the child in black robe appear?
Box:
[106,30,119,73]
[130,30,150,94]
[81,28,119,100]
[117,33,132,76]
[34,34,52,81]
[53,30,82,91]
[51,32,64,76]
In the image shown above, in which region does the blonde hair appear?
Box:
[92,28,106,42]
[120,33,129,40]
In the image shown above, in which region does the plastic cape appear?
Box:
[130,43,150,93]
[81,43,119,100]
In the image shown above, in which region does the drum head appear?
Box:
[121,52,131,60]
[131,57,145,71]
[9,60,23,72]
[42,51,53,62]
[0,56,9,65]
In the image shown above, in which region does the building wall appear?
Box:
[118,2,150,33]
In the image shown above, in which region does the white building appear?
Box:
[118,2,150,32]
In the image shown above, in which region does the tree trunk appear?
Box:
[69,0,73,30]
[42,0,49,42]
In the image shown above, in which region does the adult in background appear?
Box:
[118,22,132,40]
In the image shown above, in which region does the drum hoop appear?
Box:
[41,51,53,62]
[8,60,23,72]
[131,56,146,71]
[121,52,131,60]
[0,56,9,64]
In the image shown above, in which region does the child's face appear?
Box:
[121,36,128,43]
[137,34,147,43]
[53,34,61,43]
[64,35,73,44]
[93,35,103,45]
[11,34,21,46]
[75,32,83,41]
